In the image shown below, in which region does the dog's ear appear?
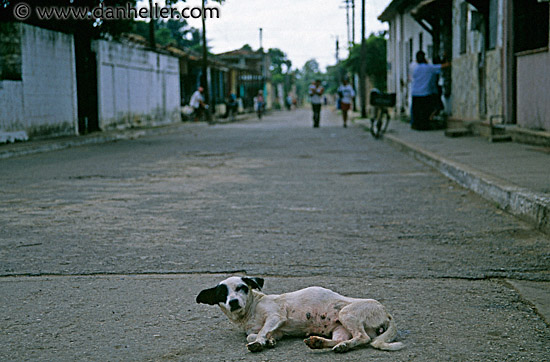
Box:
[242,277,264,291]
[196,284,228,305]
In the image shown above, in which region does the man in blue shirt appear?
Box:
[411,51,450,130]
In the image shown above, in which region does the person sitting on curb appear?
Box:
[190,87,208,122]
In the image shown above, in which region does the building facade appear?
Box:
[380,0,550,133]
[379,1,435,118]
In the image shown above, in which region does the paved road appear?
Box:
[1,109,549,361]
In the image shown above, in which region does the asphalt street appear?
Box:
[1,109,549,361]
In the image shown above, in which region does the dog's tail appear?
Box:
[370,314,405,351]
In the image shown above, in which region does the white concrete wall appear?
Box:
[386,12,432,117]
[0,24,78,138]
[516,50,550,131]
[515,7,550,131]
[96,40,181,130]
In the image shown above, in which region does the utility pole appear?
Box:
[336,36,340,63]
[352,0,356,46]
[259,28,267,96]
[360,0,367,118]
[340,0,351,49]
[259,28,263,49]
[346,0,351,48]
[201,0,211,121]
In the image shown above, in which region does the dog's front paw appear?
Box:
[247,341,264,353]
[332,341,351,353]
[265,337,276,348]
[304,336,324,349]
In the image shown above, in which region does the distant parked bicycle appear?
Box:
[369,89,396,139]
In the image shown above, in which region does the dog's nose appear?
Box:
[228,299,241,311]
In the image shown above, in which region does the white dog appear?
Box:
[196,276,404,353]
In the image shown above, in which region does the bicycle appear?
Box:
[369,90,395,139]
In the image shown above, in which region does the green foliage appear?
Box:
[325,63,347,94]
[154,27,173,45]
[343,32,387,90]
[302,59,321,76]
[267,47,294,94]
[295,58,324,101]
[268,48,292,75]
[132,18,202,49]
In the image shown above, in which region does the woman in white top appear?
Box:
[337,78,355,128]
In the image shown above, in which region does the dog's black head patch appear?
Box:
[242,277,264,291]
[196,284,229,305]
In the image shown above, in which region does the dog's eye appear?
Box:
[236,285,249,294]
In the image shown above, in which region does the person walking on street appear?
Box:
[190,86,208,122]
[286,95,293,110]
[337,78,355,128]
[309,79,325,128]
[411,51,450,130]
[226,93,238,121]
[254,90,265,119]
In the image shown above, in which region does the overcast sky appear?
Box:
[139,0,392,71]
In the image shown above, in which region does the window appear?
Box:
[487,0,498,49]
[514,0,549,53]
[460,2,468,54]
[465,0,499,50]
[419,33,423,52]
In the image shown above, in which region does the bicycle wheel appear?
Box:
[372,111,390,138]
[380,110,390,134]
[369,118,378,137]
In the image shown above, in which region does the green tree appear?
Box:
[343,32,387,90]
[268,48,292,75]
[303,59,321,76]
[295,59,323,102]
[268,48,293,94]
[325,63,346,94]
[132,19,202,50]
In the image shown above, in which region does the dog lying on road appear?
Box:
[196,276,404,353]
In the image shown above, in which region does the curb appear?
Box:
[384,134,550,235]
[0,125,181,160]
[0,112,263,160]
[0,132,131,160]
